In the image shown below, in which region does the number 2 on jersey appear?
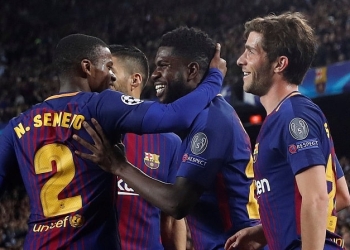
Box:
[34,143,82,217]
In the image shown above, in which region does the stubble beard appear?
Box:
[163,74,188,104]
[244,66,272,97]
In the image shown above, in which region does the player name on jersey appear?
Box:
[14,111,85,139]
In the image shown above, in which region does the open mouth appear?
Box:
[243,71,251,78]
[155,84,166,96]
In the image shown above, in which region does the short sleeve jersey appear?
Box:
[0,68,222,250]
[177,96,260,249]
[118,132,181,249]
[253,92,343,250]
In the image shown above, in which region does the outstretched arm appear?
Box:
[74,119,203,219]
[140,43,227,133]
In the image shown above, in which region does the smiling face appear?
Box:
[151,46,196,104]
[88,46,116,92]
[237,31,274,97]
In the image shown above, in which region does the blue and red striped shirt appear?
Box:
[118,133,181,249]
[177,95,260,249]
[254,93,343,249]
[0,68,223,250]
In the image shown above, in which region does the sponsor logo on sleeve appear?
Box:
[288,138,319,154]
[190,132,208,155]
[182,153,207,167]
[289,117,309,140]
[121,95,144,105]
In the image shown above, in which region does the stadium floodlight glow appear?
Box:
[249,114,263,125]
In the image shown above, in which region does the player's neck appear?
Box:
[260,82,298,115]
[59,81,89,93]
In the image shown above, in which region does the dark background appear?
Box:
[239,92,350,158]
[1,0,350,156]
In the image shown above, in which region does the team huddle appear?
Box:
[0,12,349,250]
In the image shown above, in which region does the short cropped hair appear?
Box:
[54,33,108,76]
[159,26,216,77]
[244,12,317,85]
[109,44,149,84]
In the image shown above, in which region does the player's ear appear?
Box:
[187,62,199,81]
[81,59,92,77]
[131,73,142,88]
[274,56,288,73]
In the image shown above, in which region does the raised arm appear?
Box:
[140,43,226,133]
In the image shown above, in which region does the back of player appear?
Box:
[1,81,221,249]
[0,34,224,250]
[118,133,181,249]
[2,93,121,249]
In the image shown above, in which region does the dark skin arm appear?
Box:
[73,43,226,218]
[73,119,203,219]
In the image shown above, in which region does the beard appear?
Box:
[244,63,273,97]
[162,73,192,104]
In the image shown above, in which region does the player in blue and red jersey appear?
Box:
[225,12,348,250]
[109,44,186,249]
[74,27,262,250]
[0,34,226,250]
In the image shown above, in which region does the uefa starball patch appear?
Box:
[190,132,208,155]
[121,95,144,105]
[289,117,309,140]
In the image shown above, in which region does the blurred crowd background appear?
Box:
[1,0,350,249]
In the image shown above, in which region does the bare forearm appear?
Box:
[300,198,328,250]
[161,216,187,250]
[336,177,350,212]
[296,166,329,250]
[116,161,183,217]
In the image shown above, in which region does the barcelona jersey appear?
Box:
[177,95,261,249]
[118,133,181,249]
[253,92,343,250]
[0,68,222,249]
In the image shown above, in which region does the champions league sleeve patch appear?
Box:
[288,138,319,154]
[289,117,309,140]
[121,95,144,105]
[190,132,208,155]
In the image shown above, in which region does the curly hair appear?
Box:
[159,26,216,76]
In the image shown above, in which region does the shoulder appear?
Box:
[275,95,323,124]
[159,132,181,143]
[196,96,232,120]
[281,94,321,114]
[93,89,122,100]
